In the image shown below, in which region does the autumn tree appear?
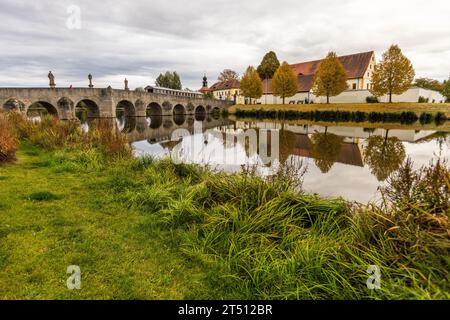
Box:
[271,62,298,104]
[312,52,348,104]
[239,66,263,103]
[155,71,182,90]
[310,130,343,173]
[370,45,415,103]
[442,78,450,102]
[218,69,239,82]
[363,133,406,181]
[414,78,444,92]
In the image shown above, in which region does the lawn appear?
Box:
[229,103,450,117]
[0,143,208,299]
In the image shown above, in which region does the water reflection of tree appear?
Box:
[363,133,406,181]
[310,130,343,173]
[279,129,297,164]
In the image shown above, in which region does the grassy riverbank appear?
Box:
[229,103,450,118]
[1,113,449,299]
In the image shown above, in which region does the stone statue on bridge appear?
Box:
[88,74,94,88]
[124,78,129,91]
[48,71,55,88]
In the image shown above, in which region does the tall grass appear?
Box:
[100,154,450,299]
[0,113,18,163]
[6,112,132,160]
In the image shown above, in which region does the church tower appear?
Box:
[199,74,211,94]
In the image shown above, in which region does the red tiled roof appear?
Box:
[262,74,316,93]
[262,51,374,93]
[198,86,211,93]
[290,51,374,79]
[210,79,240,91]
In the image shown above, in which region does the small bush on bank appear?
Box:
[418,96,429,103]
[0,113,18,163]
[366,96,379,103]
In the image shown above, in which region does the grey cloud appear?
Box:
[1,0,449,90]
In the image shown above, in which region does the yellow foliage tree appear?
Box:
[271,62,298,104]
[312,52,348,104]
[239,66,263,103]
[370,45,415,103]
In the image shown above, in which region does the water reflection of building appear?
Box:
[292,134,363,167]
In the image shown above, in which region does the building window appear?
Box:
[352,83,357,90]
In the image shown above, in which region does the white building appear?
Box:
[253,51,446,104]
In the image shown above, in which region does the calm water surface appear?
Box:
[106,115,450,203]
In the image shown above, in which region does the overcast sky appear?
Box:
[1,0,450,90]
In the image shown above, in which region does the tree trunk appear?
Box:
[327,95,329,104]
[282,95,285,104]
[389,90,392,103]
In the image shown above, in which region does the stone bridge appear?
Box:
[0,87,232,119]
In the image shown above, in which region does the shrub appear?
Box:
[0,113,18,163]
[418,96,429,103]
[366,96,379,103]
[86,120,132,159]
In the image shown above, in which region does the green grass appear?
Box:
[0,140,448,299]
[0,143,208,299]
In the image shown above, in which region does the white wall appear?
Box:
[252,87,446,104]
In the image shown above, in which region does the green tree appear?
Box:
[363,132,406,181]
[442,78,450,102]
[203,92,214,99]
[257,51,280,104]
[155,71,182,90]
[271,62,298,104]
[312,52,348,104]
[310,130,343,173]
[257,51,280,80]
[218,69,239,82]
[414,78,444,92]
[239,66,263,103]
[370,45,415,103]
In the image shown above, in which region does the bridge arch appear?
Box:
[75,99,100,119]
[173,104,186,116]
[2,98,25,112]
[173,114,186,126]
[195,105,206,121]
[116,100,136,118]
[149,116,162,129]
[195,105,206,115]
[27,101,58,117]
[147,102,162,116]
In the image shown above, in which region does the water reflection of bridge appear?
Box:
[116,115,235,143]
